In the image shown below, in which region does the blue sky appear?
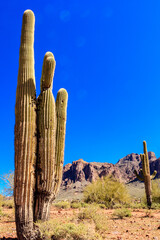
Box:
[1,0,160,184]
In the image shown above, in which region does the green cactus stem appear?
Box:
[54,88,68,195]
[35,52,56,221]
[14,10,38,239]
[134,141,157,208]
[35,53,68,222]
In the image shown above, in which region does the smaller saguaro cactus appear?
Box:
[134,141,157,208]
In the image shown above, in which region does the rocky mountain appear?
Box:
[57,152,159,201]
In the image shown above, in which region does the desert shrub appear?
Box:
[81,202,89,208]
[151,202,160,209]
[83,176,130,208]
[78,205,98,220]
[152,179,160,203]
[53,201,70,209]
[2,199,14,209]
[0,207,9,218]
[144,209,153,218]
[113,208,132,219]
[0,195,3,207]
[0,208,4,216]
[78,205,108,234]
[37,219,103,240]
[70,202,82,209]
[130,201,147,209]
[98,203,107,209]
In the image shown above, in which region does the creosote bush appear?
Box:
[37,219,103,240]
[78,205,108,234]
[70,201,82,209]
[53,201,70,209]
[2,199,14,209]
[83,176,131,208]
[113,208,132,219]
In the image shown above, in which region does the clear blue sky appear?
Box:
[1,0,160,179]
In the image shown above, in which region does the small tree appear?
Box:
[0,171,14,196]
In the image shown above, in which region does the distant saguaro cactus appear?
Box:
[14,10,68,239]
[134,141,157,208]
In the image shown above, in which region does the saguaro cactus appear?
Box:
[14,10,37,239]
[134,141,157,208]
[14,10,68,239]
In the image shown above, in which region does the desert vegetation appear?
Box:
[83,176,131,208]
[1,190,160,239]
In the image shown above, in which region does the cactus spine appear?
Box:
[14,10,68,239]
[134,141,157,208]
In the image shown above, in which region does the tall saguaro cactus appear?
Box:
[14,10,68,239]
[134,141,157,208]
[14,10,37,239]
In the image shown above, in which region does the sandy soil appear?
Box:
[0,207,160,239]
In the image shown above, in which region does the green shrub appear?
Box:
[113,208,132,219]
[37,219,103,240]
[78,206,98,220]
[53,201,70,209]
[98,203,107,209]
[0,195,3,208]
[0,208,4,216]
[81,202,89,208]
[83,176,130,208]
[78,205,108,234]
[152,179,160,203]
[130,201,147,209]
[70,202,82,209]
[2,199,14,209]
[151,202,160,209]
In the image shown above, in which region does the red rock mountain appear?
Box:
[61,152,159,189]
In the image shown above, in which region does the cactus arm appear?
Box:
[35,53,56,221]
[40,51,55,91]
[151,170,157,180]
[134,170,144,181]
[53,88,68,196]
[14,10,38,239]
[140,153,146,175]
[143,141,150,174]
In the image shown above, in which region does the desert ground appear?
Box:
[0,205,160,240]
